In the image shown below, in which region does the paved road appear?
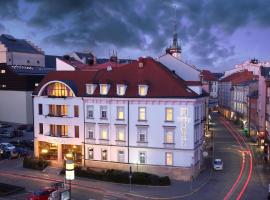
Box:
[187,113,267,200]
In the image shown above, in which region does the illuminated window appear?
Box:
[117,106,124,120]
[86,84,97,95]
[87,105,94,118]
[165,108,173,121]
[2,84,6,88]
[101,149,108,161]
[138,127,147,142]
[46,82,74,97]
[116,127,125,141]
[100,84,110,95]
[139,152,146,164]
[35,83,39,87]
[118,150,125,162]
[49,105,68,116]
[100,126,108,140]
[164,129,174,144]
[138,107,146,121]
[100,106,107,119]
[88,148,94,159]
[1,69,6,74]
[50,124,68,137]
[138,85,148,96]
[117,84,127,96]
[165,152,173,166]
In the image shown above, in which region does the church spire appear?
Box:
[166,6,182,59]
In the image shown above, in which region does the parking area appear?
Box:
[0,121,34,160]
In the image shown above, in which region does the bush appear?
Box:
[23,157,49,170]
[62,167,170,186]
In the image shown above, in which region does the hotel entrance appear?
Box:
[38,141,82,166]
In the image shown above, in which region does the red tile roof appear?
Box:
[201,70,218,81]
[220,70,258,84]
[34,58,200,98]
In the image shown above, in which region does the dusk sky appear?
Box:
[1,0,270,72]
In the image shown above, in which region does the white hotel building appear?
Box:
[33,57,206,180]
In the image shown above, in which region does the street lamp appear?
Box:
[65,159,75,200]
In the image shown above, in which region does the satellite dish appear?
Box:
[203,151,208,157]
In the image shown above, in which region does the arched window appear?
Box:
[42,82,75,97]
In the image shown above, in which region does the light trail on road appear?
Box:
[220,117,253,200]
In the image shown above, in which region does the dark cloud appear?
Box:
[0,0,20,19]
[8,0,270,68]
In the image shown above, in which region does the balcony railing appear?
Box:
[44,132,71,138]
[45,113,70,118]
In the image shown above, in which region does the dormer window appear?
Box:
[117,84,127,96]
[100,84,110,95]
[86,84,97,95]
[138,85,148,96]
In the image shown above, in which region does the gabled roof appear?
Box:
[34,57,200,98]
[0,34,43,54]
[201,70,218,81]
[220,70,258,84]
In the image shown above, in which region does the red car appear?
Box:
[27,188,56,200]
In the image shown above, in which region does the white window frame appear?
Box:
[100,106,107,119]
[164,128,174,144]
[88,148,94,160]
[100,84,110,95]
[116,126,125,141]
[117,106,125,120]
[86,84,97,95]
[137,127,148,143]
[87,125,95,139]
[138,85,148,96]
[165,107,174,121]
[117,84,127,96]
[100,125,109,140]
[101,149,108,161]
[87,105,94,118]
[165,152,173,166]
[138,107,146,121]
[139,152,146,164]
[117,150,125,162]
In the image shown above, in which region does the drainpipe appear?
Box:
[128,100,130,164]
[82,97,86,167]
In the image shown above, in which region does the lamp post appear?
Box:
[65,159,75,200]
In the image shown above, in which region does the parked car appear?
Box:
[0,143,16,151]
[27,187,56,200]
[213,158,223,170]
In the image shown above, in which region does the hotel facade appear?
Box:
[33,57,206,181]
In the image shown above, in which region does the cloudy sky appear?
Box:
[1,0,270,72]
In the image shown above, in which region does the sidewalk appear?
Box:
[0,158,213,199]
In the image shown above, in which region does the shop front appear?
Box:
[37,141,82,166]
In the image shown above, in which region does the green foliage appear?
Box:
[23,157,49,170]
[61,167,171,186]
